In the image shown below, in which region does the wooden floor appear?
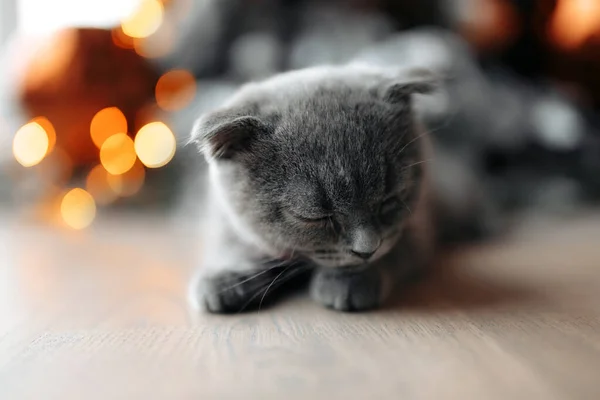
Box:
[1,211,600,400]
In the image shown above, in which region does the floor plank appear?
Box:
[1,212,600,400]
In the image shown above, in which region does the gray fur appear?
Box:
[189,65,436,313]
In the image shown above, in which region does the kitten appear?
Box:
[188,65,437,313]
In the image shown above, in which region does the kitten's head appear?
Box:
[191,66,435,267]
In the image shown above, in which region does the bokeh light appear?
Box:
[86,165,119,205]
[13,122,49,167]
[134,122,176,168]
[133,20,175,59]
[60,188,96,230]
[121,0,164,39]
[550,0,600,50]
[107,160,146,197]
[23,29,77,91]
[30,117,57,155]
[100,133,137,175]
[155,69,197,111]
[458,0,518,52]
[111,27,135,49]
[91,107,128,149]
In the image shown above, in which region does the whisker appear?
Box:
[236,263,309,313]
[217,261,289,294]
[257,265,293,312]
[400,159,433,171]
[290,245,298,260]
[398,130,429,155]
[400,198,412,214]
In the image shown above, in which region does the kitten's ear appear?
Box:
[378,69,439,104]
[190,111,268,160]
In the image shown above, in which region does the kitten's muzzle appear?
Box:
[349,227,382,261]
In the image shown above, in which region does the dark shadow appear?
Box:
[212,244,542,315]
[380,247,542,313]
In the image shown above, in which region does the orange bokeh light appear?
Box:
[13,122,49,167]
[155,69,197,111]
[100,133,137,175]
[107,160,146,197]
[111,27,135,49]
[60,188,96,230]
[550,0,600,49]
[134,121,176,168]
[90,107,128,149]
[121,0,164,39]
[86,165,119,205]
[458,0,518,51]
[30,117,56,155]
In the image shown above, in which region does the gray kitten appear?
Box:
[188,65,436,313]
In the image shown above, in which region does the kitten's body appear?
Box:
[189,65,437,313]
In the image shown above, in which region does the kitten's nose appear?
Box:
[350,227,381,261]
[351,250,376,260]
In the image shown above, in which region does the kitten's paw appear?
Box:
[194,262,307,313]
[310,267,384,312]
[194,270,265,313]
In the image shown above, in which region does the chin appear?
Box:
[310,256,361,269]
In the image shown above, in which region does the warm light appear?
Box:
[30,117,56,155]
[551,0,600,49]
[60,188,96,230]
[121,0,164,39]
[18,0,141,35]
[155,69,197,111]
[86,165,119,205]
[91,107,128,148]
[112,27,135,49]
[134,122,176,168]
[133,21,175,58]
[107,160,146,197]
[100,133,137,175]
[23,29,77,91]
[13,122,49,167]
[457,0,518,51]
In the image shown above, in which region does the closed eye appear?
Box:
[288,211,332,223]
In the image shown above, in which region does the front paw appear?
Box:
[310,267,384,312]
[194,261,308,313]
[194,270,267,313]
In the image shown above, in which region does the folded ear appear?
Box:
[190,110,268,160]
[378,68,439,104]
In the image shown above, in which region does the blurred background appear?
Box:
[1,0,600,232]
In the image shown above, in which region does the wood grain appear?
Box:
[1,211,600,400]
